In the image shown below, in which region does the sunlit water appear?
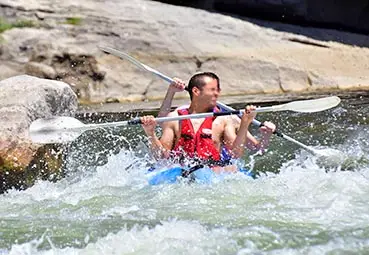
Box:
[1,97,368,254]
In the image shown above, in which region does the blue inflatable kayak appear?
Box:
[146,165,256,185]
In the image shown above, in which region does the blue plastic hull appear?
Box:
[146,166,255,185]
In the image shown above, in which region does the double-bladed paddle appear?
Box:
[29,97,340,144]
[98,46,342,157]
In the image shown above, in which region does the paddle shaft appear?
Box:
[30,99,327,139]
[214,100,321,155]
[46,110,244,132]
[134,110,244,124]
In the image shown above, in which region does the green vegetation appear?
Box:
[13,19,35,28]
[0,18,35,33]
[65,17,82,25]
[0,19,12,33]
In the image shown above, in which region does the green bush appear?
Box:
[0,19,12,33]
[13,20,35,28]
[65,17,82,25]
[0,18,35,33]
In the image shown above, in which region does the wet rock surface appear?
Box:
[0,75,77,193]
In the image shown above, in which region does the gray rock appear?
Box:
[25,62,57,79]
[0,75,77,139]
[0,62,21,80]
[0,75,77,193]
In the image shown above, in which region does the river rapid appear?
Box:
[0,96,368,254]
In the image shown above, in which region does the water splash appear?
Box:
[1,98,369,254]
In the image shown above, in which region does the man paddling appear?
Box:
[140,72,274,172]
[157,76,276,153]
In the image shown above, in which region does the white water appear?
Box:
[1,100,369,254]
[1,132,369,254]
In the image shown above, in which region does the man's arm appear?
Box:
[140,112,177,159]
[229,115,275,153]
[255,121,275,152]
[224,105,257,159]
[244,122,275,153]
[157,78,186,119]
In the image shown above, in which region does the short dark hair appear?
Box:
[187,72,220,100]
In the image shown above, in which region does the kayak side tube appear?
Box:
[147,166,256,186]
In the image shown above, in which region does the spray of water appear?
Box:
[1,108,369,254]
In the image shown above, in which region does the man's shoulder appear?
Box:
[217,114,239,121]
[227,115,241,124]
[215,115,240,129]
[168,110,179,117]
[162,111,179,129]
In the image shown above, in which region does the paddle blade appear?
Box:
[314,148,349,169]
[284,96,341,113]
[29,117,84,144]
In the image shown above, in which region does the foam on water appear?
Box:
[1,119,369,254]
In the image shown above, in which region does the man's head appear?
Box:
[187,72,220,107]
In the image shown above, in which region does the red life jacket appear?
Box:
[173,108,220,161]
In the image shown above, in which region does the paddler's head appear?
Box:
[187,72,220,108]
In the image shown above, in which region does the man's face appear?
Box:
[198,77,220,108]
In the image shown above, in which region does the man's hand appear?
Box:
[241,105,257,125]
[260,121,276,136]
[169,78,186,93]
[140,115,157,137]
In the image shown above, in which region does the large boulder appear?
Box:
[0,75,77,193]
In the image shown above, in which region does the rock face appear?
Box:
[0,75,77,193]
[0,0,368,105]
